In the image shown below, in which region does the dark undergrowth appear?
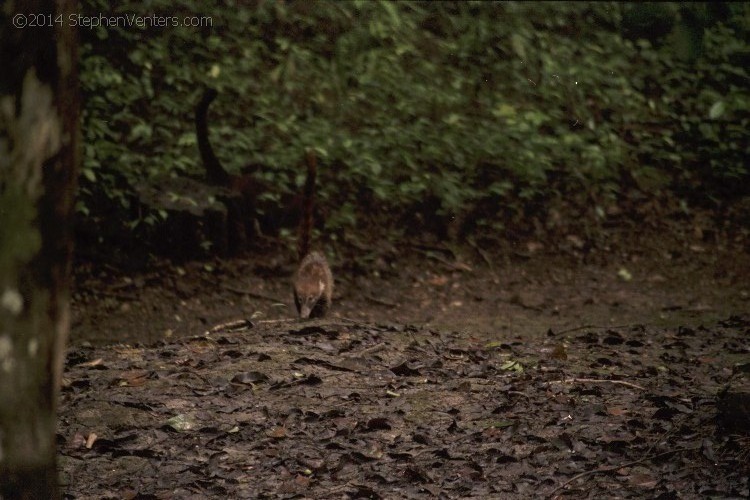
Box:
[75,1,749,263]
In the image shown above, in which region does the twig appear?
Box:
[358,343,386,356]
[553,323,642,335]
[410,244,473,272]
[205,318,254,334]
[416,249,473,272]
[206,316,306,333]
[221,284,284,303]
[334,316,361,324]
[548,446,699,497]
[469,239,494,271]
[257,317,361,326]
[364,294,398,308]
[255,318,296,324]
[259,316,364,328]
[408,243,456,258]
[543,378,646,391]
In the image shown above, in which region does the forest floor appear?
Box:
[61,223,750,498]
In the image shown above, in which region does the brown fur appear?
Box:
[195,87,231,186]
[195,87,267,196]
[297,149,317,260]
[294,251,333,318]
[293,150,333,318]
[195,87,270,247]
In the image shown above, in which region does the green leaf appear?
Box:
[708,101,725,119]
[82,168,96,182]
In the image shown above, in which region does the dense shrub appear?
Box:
[78,1,749,242]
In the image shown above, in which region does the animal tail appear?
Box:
[195,87,231,186]
[297,149,317,260]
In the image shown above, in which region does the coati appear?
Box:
[195,87,231,186]
[293,150,333,319]
[195,87,305,241]
[195,87,263,193]
[195,87,269,248]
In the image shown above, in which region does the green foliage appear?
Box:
[78,1,750,240]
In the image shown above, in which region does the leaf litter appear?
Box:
[59,316,750,498]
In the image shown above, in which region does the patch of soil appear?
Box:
[59,316,750,498]
[63,223,750,498]
[71,227,749,348]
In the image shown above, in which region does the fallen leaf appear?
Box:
[85,432,98,449]
[232,371,269,384]
[165,414,195,432]
[550,344,567,360]
[267,427,287,438]
[118,370,150,387]
[607,407,627,416]
[629,473,658,488]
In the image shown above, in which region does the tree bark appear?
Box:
[0,1,79,498]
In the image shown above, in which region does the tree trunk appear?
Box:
[0,1,79,498]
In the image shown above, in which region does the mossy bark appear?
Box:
[0,1,79,498]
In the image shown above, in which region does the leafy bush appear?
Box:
[78,1,750,244]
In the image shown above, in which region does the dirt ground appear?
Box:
[70,227,749,348]
[61,226,750,498]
